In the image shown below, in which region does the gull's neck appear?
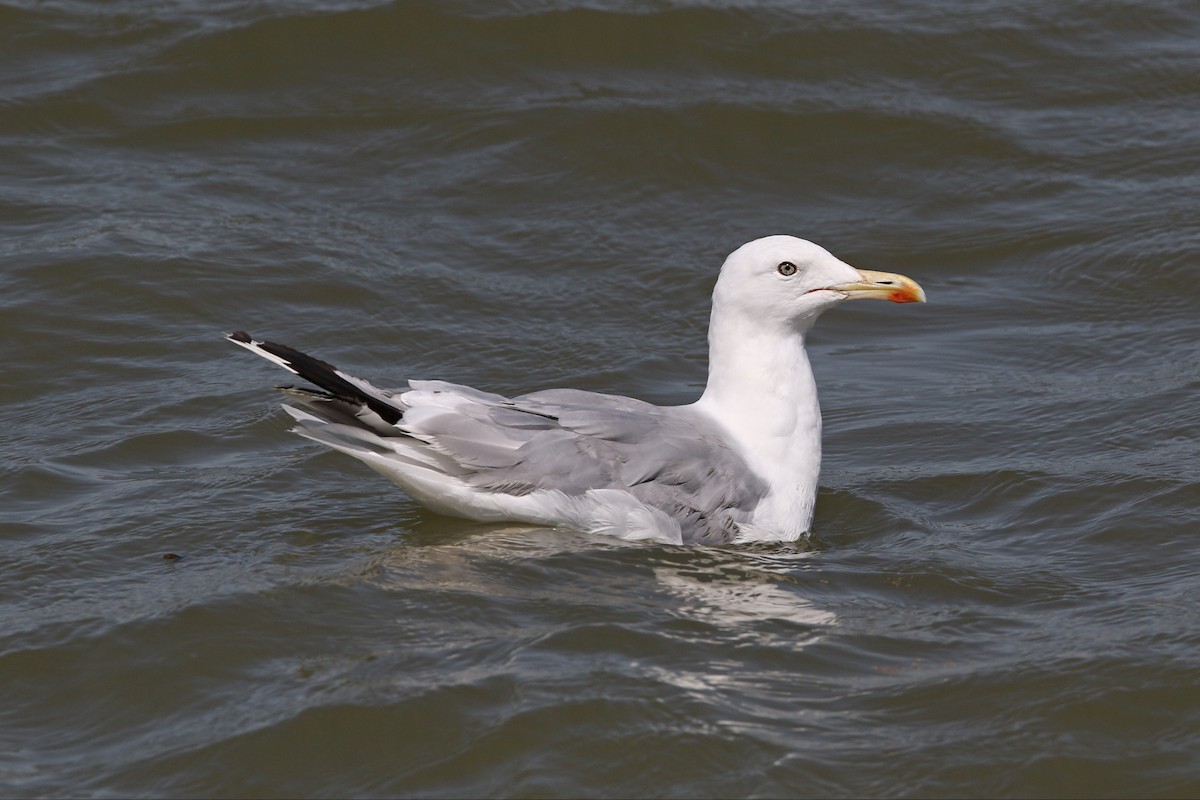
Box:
[693,310,823,541]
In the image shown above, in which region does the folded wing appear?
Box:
[229,333,765,543]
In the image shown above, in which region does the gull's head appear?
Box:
[713,235,925,331]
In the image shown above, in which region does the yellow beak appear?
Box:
[829,269,927,304]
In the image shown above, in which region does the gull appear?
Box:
[228,235,925,545]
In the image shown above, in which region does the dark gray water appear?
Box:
[3,1,1198,797]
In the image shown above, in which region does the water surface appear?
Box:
[2,1,1198,797]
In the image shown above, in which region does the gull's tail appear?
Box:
[226,331,521,521]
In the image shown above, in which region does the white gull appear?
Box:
[228,235,925,545]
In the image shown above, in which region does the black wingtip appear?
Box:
[227,331,404,425]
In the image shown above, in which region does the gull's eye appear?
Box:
[777,261,797,276]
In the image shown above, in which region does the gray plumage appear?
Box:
[278,375,765,545]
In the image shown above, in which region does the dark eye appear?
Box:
[777,261,797,276]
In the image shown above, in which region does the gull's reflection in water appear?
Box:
[651,547,835,631]
[368,524,836,637]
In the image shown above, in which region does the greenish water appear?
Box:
[2,1,1198,797]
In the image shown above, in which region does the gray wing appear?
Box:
[228,333,765,544]
[403,384,767,544]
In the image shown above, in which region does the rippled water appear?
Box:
[3,1,1198,797]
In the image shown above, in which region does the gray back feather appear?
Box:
[394,383,766,543]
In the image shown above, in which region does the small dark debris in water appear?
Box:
[162,553,183,561]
